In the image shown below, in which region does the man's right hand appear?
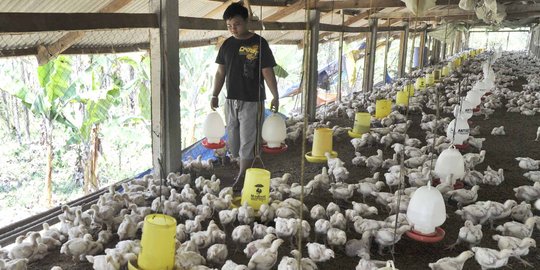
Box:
[211,96,219,110]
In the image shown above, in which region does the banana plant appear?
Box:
[1,56,78,206]
[65,55,121,194]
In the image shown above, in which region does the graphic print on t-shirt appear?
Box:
[239,45,259,79]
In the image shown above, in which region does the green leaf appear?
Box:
[138,82,151,120]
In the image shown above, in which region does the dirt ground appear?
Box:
[31,77,540,269]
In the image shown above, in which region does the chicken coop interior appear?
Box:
[1,0,540,269]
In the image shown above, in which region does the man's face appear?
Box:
[226,15,248,38]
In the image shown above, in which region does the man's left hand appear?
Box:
[270,98,279,113]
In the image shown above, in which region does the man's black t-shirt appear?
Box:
[216,33,276,102]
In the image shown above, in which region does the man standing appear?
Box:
[211,2,279,192]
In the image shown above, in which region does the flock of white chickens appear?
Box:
[1,50,540,270]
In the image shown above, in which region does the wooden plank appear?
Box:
[0,12,157,32]
[312,0,460,11]
[264,0,305,21]
[150,0,182,177]
[36,0,134,65]
[209,0,293,6]
[179,0,233,37]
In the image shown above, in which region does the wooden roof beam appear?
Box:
[264,0,305,21]
[36,0,132,65]
[312,0,460,12]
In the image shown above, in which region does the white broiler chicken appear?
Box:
[471,247,513,270]
[231,225,253,248]
[310,204,326,221]
[455,202,491,225]
[446,220,483,250]
[485,200,517,229]
[490,126,505,135]
[206,243,228,266]
[329,212,347,231]
[238,201,256,225]
[428,250,474,270]
[247,239,284,270]
[365,150,384,172]
[447,185,480,208]
[373,225,411,255]
[8,233,40,261]
[524,171,540,182]
[356,181,385,202]
[243,234,277,257]
[329,183,356,201]
[0,258,29,270]
[60,234,95,261]
[482,167,504,186]
[222,260,248,270]
[515,157,540,170]
[326,228,347,249]
[513,182,540,202]
[467,137,486,150]
[351,201,378,217]
[492,235,536,266]
[463,150,486,170]
[495,216,540,239]
[306,242,334,262]
[511,202,533,222]
[352,152,367,167]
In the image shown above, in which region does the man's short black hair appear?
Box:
[223,2,248,21]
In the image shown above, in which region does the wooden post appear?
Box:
[398,21,409,77]
[441,41,447,60]
[150,0,182,177]
[418,29,426,68]
[306,9,320,121]
[336,11,344,102]
[383,19,391,83]
[363,17,378,92]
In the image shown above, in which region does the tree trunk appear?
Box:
[12,96,22,144]
[0,91,11,131]
[84,124,100,194]
[45,120,53,206]
[24,106,31,142]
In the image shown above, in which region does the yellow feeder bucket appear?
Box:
[404,84,415,97]
[441,66,449,77]
[433,69,441,82]
[129,214,176,270]
[396,91,409,106]
[415,77,426,90]
[454,57,461,66]
[348,112,371,138]
[425,73,435,86]
[305,127,337,162]
[241,168,270,210]
[375,99,392,119]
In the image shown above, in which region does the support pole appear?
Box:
[363,17,378,92]
[336,11,344,102]
[383,19,391,83]
[418,28,427,68]
[150,0,182,177]
[398,21,409,78]
[464,30,470,50]
[306,9,320,121]
[441,41,447,60]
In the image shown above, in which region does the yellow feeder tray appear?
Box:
[305,150,338,163]
[128,214,176,270]
[230,196,242,208]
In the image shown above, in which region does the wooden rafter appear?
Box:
[36,0,132,65]
[264,0,305,21]
[179,0,234,37]
[311,0,460,11]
